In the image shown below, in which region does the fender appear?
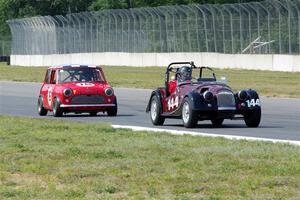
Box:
[146,89,163,113]
[184,92,218,111]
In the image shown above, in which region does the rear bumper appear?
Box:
[60,104,116,108]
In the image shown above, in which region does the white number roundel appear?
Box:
[47,87,53,106]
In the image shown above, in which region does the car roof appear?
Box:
[47,64,101,70]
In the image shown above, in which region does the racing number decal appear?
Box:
[47,87,53,106]
[168,96,179,110]
[246,99,260,107]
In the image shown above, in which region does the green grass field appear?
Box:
[0,115,300,199]
[1,62,300,98]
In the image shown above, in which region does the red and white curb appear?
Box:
[112,125,300,146]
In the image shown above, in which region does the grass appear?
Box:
[0,115,300,199]
[1,62,300,98]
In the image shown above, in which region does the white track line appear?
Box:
[112,125,300,146]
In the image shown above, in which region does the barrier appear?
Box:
[10,53,300,72]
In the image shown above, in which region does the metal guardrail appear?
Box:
[7,0,300,55]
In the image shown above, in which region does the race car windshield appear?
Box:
[58,68,104,83]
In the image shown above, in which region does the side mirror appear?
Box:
[220,76,227,84]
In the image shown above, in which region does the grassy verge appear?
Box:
[0,115,300,199]
[1,62,300,98]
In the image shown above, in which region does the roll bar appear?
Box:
[165,61,195,96]
[164,61,216,97]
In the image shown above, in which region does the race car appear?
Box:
[146,62,261,128]
[37,64,117,117]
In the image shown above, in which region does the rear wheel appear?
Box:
[182,98,198,128]
[37,96,47,116]
[211,118,224,128]
[150,95,165,125]
[244,109,261,127]
[107,99,118,116]
[53,98,63,117]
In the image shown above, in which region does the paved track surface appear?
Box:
[0,81,299,141]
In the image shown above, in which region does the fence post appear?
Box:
[223,6,234,53]
[257,2,271,53]
[194,5,208,52]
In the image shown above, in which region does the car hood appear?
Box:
[191,82,233,94]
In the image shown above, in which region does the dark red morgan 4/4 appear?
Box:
[146,62,261,128]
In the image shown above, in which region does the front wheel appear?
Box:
[150,95,165,125]
[107,99,118,116]
[244,109,261,127]
[53,98,63,117]
[182,98,198,128]
[37,96,48,116]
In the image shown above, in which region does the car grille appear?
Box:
[71,95,105,104]
[217,91,236,110]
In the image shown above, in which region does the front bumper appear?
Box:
[60,104,116,108]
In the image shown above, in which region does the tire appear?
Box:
[37,96,48,116]
[107,98,118,116]
[89,112,97,116]
[53,98,63,117]
[244,108,261,127]
[182,98,198,128]
[150,95,165,125]
[211,118,224,128]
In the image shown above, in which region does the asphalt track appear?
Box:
[0,81,300,142]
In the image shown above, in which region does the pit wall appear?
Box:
[10,52,300,72]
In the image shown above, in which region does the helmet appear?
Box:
[178,66,192,82]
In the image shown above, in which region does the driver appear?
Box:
[168,66,192,94]
[79,70,93,82]
[177,66,192,83]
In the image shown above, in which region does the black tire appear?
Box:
[149,95,165,125]
[244,108,261,127]
[89,112,97,116]
[211,118,224,128]
[182,98,198,128]
[37,96,48,116]
[53,98,63,117]
[107,98,118,116]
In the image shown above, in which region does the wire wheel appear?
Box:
[182,102,190,124]
[150,95,165,125]
[182,98,198,128]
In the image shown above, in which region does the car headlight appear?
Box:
[105,88,114,96]
[237,90,248,101]
[203,91,214,102]
[63,88,72,97]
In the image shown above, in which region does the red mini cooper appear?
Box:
[37,64,117,117]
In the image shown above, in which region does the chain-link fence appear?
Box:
[7,0,300,55]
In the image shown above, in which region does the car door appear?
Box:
[43,69,57,109]
[40,69,50,109]
[164,85,181,114]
